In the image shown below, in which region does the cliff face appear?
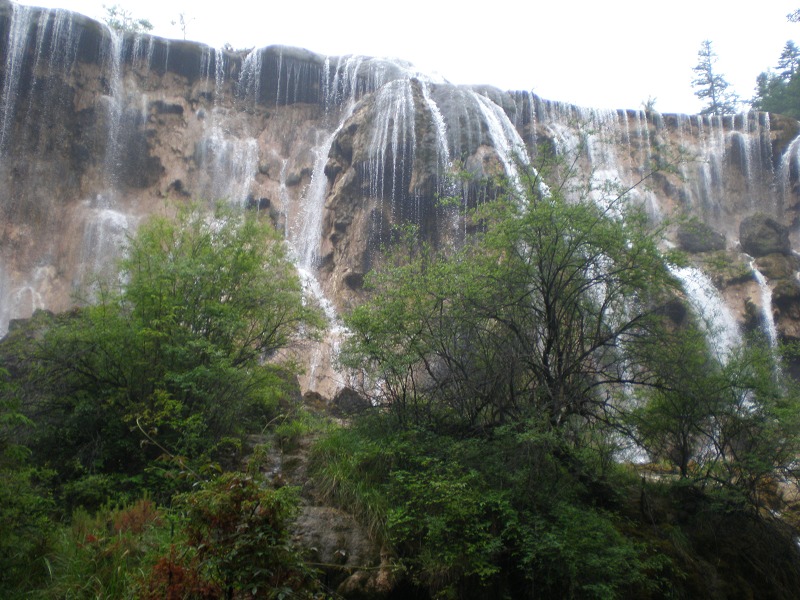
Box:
[2,1,800,396]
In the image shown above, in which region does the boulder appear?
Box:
[331,386,371,417]
[292,506,391,598]
[754,253,800,280]
[739,214,791,257]
[677,221,726,253]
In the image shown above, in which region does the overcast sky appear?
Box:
[16,0,800,114]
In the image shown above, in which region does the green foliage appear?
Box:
[0,464,53,595]
[751,40,800,117]
[326,158,800,596]
[692,40,739,115]
[311,418,665,599]
[523,503,659,600]
[41,499,171,599]
[103,4,154,33]
[632,326,800,510]
[309,418,393,540]
[343,164,674,435]
[0,369,54,596]
[386,459,510,596]
[27,475,320,599]
[20,203,319,506]
[273,409,324,453]
[175,473,319,598]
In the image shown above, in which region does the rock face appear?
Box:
[677,221,726,253]
[3,0,800,389]
[740,214,792,256]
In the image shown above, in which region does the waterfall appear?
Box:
[420,81,451,174]
[472,91,530,189]
[779,135,800,207]
[0,3,33,154]
[129,32,156,74]
[194,46,260,205]
[751,261,779,347]
[100,29,125,183]
[1,1,800,391]
[237,48,263,108]
[78,198,132,288]
[292,56,364,269]
[670,265,742,362]
[365,78,417,226]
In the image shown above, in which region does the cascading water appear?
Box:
[194,47,261,205]
[2,1,800,392]
[0,3,32,153]
[100,28,125,183]
[472,91,530,191]
[363,77,418,241]
[750,261,779,348]
[780,134,800,206]
[669,265,742,362]
[237,48,263,108]
[78,199,132,288]
[292,55,365,269]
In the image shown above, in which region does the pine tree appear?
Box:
[778,41,800,80]
[692,40,739,115]
[751,41,800,118]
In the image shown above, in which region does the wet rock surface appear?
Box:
[2,0,800,394]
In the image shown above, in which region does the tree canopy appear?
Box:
[319,160,800,598]
[692,40,739,115]
[752,40,800,118]
[12,203,321,505]
[102,4,153,33]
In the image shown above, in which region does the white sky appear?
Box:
[16,0,800,114]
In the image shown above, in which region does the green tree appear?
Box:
[25,204,320,503]
[751,42,800,118]
[692,40,739,115]
[320,161,800,598]
[102,4,154,33]
[778,41,800,80]
[343,165,675,435]
[0,368,53,595]
[172,474,319,598]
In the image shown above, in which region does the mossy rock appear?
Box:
[772,278,800,309]
[677,220,726,253]
[740,214,791,257]
[755,253,800,280]
[698,251,753,286]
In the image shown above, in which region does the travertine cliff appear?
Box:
[2,0,800,396]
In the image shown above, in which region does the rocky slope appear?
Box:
[2,0,800,395]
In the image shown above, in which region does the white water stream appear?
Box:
[750,261,779,348]
[0,2,796,384]
[669,265,742,362]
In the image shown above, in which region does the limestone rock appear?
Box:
[331,386,370,417]
[3,1,800,393]
[677,221,726,253]
[755,253,800,280]
[739,214,791,257]
[292,506,390,597]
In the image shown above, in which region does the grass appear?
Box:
[308,422,391,542]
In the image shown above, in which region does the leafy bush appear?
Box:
[173,473,320,599]
[16,204,320,506]
[41,499,171,599]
